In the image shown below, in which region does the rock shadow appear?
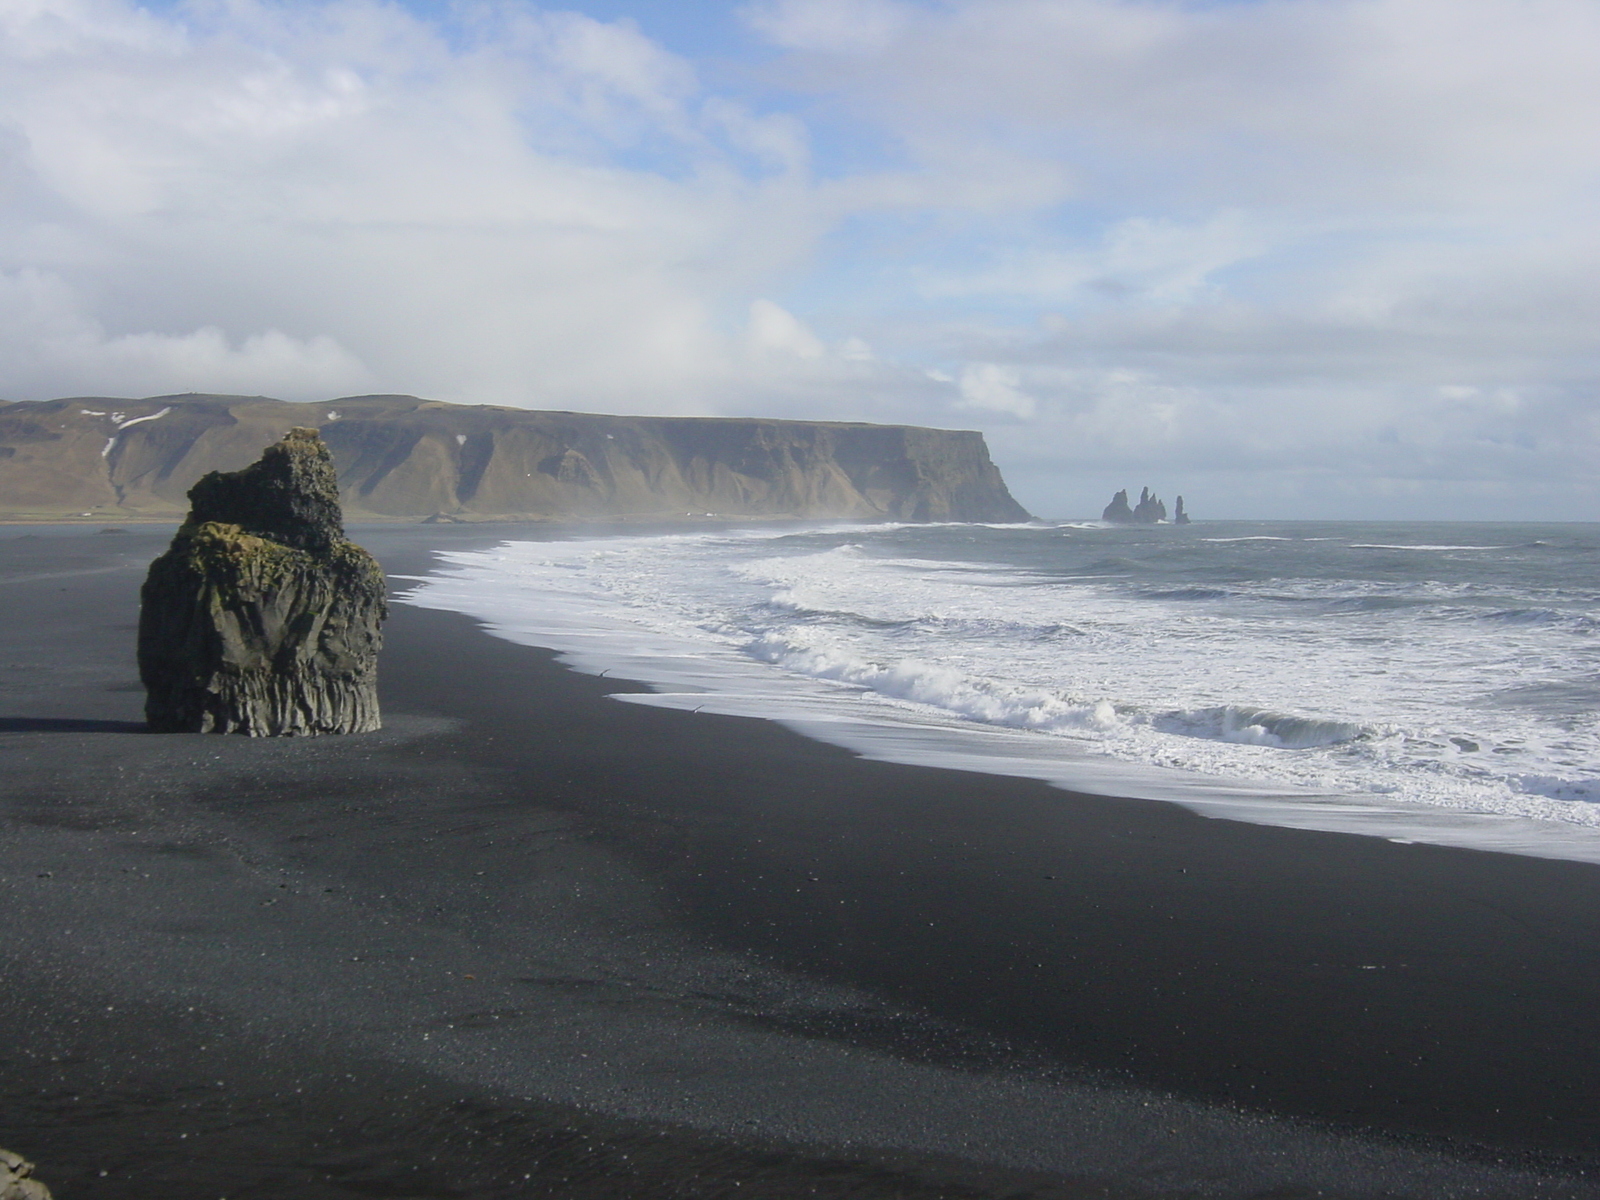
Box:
[0,717,148,734]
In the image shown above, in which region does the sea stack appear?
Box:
[1132,487,1168,524]
[1102,489,1135,523]
[138,428,386,735]
[1174,495,1191,525]
[1103,487,1173,524]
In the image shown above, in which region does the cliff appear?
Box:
[0,394,1031,523]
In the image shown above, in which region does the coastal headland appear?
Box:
[0,394,1029,524]
[6,523,1600,1198]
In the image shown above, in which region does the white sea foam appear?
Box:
[1349,543,1506,551]
[401,521,1600,863]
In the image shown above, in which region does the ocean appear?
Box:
[402,519,1600,864]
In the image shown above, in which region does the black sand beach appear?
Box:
[6,524,1600,1198]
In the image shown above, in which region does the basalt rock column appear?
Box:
[138,428,386,735]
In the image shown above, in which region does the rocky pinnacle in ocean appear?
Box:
[1103,487,1180,524]
[138,428,386,735]
[1102,488,1135,522]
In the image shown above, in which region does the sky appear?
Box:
[1,0,1596,519]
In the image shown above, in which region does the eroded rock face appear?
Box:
[138,428,386,735]
[0,1148,53,1200]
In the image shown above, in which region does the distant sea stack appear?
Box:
[138,429,386,736]
[1133,487,1167,523]
[1102,487,1184,525]
[1102,489,1135,523]
[0,394,1032,523]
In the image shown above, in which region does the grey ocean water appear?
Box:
[406,520,1600,862]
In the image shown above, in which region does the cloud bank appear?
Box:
[1,0,1595,517]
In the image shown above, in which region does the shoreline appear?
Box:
[6,525,1600,1197]
[405,520,1600,868]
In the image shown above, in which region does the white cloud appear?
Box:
[0,0,180,57]
[957,363,1034,419]
[920,211,1274,304]
[758,0,1600,207]
[738,0,1600,515]
[701,97,811,174]
[0,0,1596,517]
[838,335,873,362]
[740,0,913,55]
[747,297,826,358]
[0,0,840,411]
[0,266,371,399]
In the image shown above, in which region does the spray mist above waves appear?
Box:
[402,520,1600,856]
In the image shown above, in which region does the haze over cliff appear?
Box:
[0,394,1031,524]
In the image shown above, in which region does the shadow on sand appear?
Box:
[0,717,148,734]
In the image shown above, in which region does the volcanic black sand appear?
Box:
[6,524,1600,1199]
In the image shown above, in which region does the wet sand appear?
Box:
[5,524,1600,1198]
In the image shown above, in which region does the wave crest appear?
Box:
[744,632,1121,735]
[1158,705,1368,749]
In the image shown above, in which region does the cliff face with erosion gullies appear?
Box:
[139,429,386,735]
[0,394,1032,523]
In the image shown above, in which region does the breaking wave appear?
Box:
[745,631,1120,736]
[401,517,1600,861]
[1155,706,1368,749]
